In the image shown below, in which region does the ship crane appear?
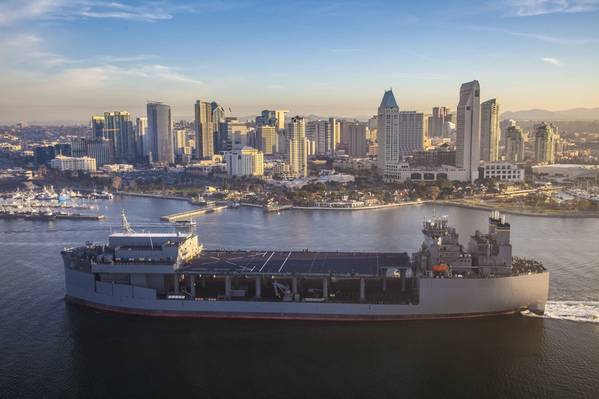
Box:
[273,281,293,301]
[120,209,135,234]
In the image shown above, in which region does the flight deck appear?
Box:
[182,250,411,276]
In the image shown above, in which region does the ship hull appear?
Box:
[64,267,549,321]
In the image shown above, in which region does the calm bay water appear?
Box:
[1,196,598,398]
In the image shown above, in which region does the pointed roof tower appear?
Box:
[379,89,399,110]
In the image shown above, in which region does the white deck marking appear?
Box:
[277,251,292,273]
[257,251,275,272]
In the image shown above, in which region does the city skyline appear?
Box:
[1,0,599,123]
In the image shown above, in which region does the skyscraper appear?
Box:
[256,110,277,127]
[480,99,500,162]
[194,100,214,159]
[275,110,288,131]
[104,111,136,163]
[256,125,277,155]
[429,106,450,138]
[257,110,287,131]
[534,122,556,164]
[456,80,481,182]
[211,102,225,152]
[136,117,147,162]
[377,89,400,174]
[287,116,307,177]
[146,102,174,164]
[220,117,249,150]
[506,125,525,163]
[91,115,104,139]
[346,121,368,158]
[398,111,425,156]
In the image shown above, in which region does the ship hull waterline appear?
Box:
[64,268,549,322]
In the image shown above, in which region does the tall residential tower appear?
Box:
[194,100,214,159]
[377,89,400,174]
[480,99,500,162]
[456,80,481,182]
[287,116,308,177]
[146,102,174,164]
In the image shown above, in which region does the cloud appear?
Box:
[330,48,362,53]
[502,0,599,16]
[97,54,160,63]
[541,57,562,65]
[0,0,182,25]
[56,64,203,86]
[468,25,599,44]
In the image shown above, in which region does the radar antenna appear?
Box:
[121,209,135,233]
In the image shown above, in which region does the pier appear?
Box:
[160,205,228,222]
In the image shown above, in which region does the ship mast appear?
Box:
[120,209,135,234]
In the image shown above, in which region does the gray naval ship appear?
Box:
[62,210,549,320]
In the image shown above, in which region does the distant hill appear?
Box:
[501,108,599,121]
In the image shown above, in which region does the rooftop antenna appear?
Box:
[120,209,135,234]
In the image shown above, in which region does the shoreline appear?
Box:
[435,200,599,218]
[115,191,599,218]
[115,191,191,202]
[293,201,425,211]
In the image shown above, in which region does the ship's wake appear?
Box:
[524,300,599,324]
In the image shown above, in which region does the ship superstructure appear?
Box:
[62,210,549,320]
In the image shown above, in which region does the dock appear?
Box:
[160,205,228,222]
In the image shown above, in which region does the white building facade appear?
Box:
[481,162,524,182]
[50,155,96,172]
[224,147,264,177]
[384,163,469,182]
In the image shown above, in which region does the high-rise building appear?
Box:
[275,110,288,131]
[256,110,277,127]
[174,129,186,151]
[505,125,525,163]
[70,137,114,166]
[367,115,377,142]
[346,121,369,158]
[500,119,516,147]
[194,100,214,159]
[91,115,105,139]
[398,111,425,156]
[377,89,400,173]
[480,99,500,162]
[306,119,337,155]
[256,125,277,155]
[306,121,318,146]
[428,107,450,138]
[456,80,481,182]
[287,116,308,177]
[146,102,174,164]
[257,110,287,131]
[104,111,136,163]
[220,117,249,150]
[136,117,147,162]
[87,137,115,166]
[534,122,556,164]
[211,102,225,152]
[224,147,264,177]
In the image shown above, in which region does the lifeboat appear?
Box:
[432,263,449,273]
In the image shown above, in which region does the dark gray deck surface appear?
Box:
[182,250,411,275]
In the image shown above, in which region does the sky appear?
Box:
[0,0,598,123]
